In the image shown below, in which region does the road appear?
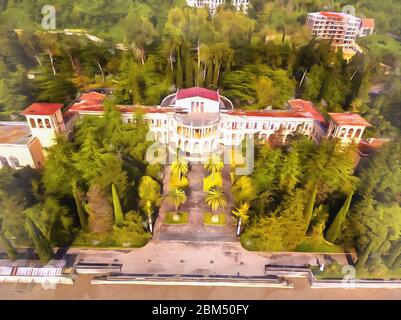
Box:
[1,275,401,300]
[1,240,400,300]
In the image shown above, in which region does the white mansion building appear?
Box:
[0,87,373,168]
[186,0,250,15]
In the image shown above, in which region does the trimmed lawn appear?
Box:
[203,172,223,191]
[311,264,401,280]
[204,213,226,226]
[164,212,189,225]
[295,237,344,253]
[73,230,151,248]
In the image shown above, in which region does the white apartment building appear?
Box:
[186,0,250,15]
[306,12,374,53]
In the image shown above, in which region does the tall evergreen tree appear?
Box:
[25,218,54,263]
[0,228,17,260]
[112,183,124,227]
[326,192,353,243]
[303,183,317,235]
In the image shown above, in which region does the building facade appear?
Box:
[186,0,250,15]
[67,87,370,161]
[306,12,374,53]
[0,87,373,169]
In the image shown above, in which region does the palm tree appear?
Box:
[204,156,224,184]
[167,188,187,211]
[205,187,226,212]
[171,157,189,181]
[204,156,224,174]
[232,202,250,236]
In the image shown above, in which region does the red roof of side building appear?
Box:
[176,87,219,102]
[362,18,375,28]
[21,103,64,116]
[288,99,326,124]
[68,92,107,112]
[328,113,371,127]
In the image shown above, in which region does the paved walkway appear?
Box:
[68,240,351,276]
[153,165,236,241]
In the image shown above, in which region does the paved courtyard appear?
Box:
[153,164,236,241]
[68,240,351,276]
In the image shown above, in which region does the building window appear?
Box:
[347,128,354,138]
[355,128,362,139]
[30,118,36,128]
[0,156,9,168]
[37,118,44,128]
[254,123,257,129]
[9,156,20,168]
[339,128,346,138]
[45,119,51,129]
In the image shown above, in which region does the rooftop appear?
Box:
[0,123,33,145]
[21,103,64,116]
[68,92,106,113]
[288,99,326,124]
[361,18,375,29]
[176,87,219,102]
[309,11,359,21]
[329,113,371,127]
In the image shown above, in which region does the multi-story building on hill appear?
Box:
[0,87,374,168]
[306,12,374,54]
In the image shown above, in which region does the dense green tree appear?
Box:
[25,217,54,263]
[138,176,161,232]
[0,226,17,260]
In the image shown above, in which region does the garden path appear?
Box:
[153,164,236,241]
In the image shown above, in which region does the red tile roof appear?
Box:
[361,18,375,29]
[320,12,344,20]
[288,99,326,124]
[358,139,389,155]
[329,113,371,127]
[21,103,63,116]
[68,92,107,113]
[227,110,309,118]
[176,87,219,102]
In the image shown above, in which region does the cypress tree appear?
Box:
[304,183,317,235]
[356,241,373,271]
[392,253,401,270]
[25,218,53,263]
[326,192,353,243]
[0,230,17,260]
[388,241,401,268]
[176,49,183,89]
[71,181,87,232]
[112,183,124,227]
